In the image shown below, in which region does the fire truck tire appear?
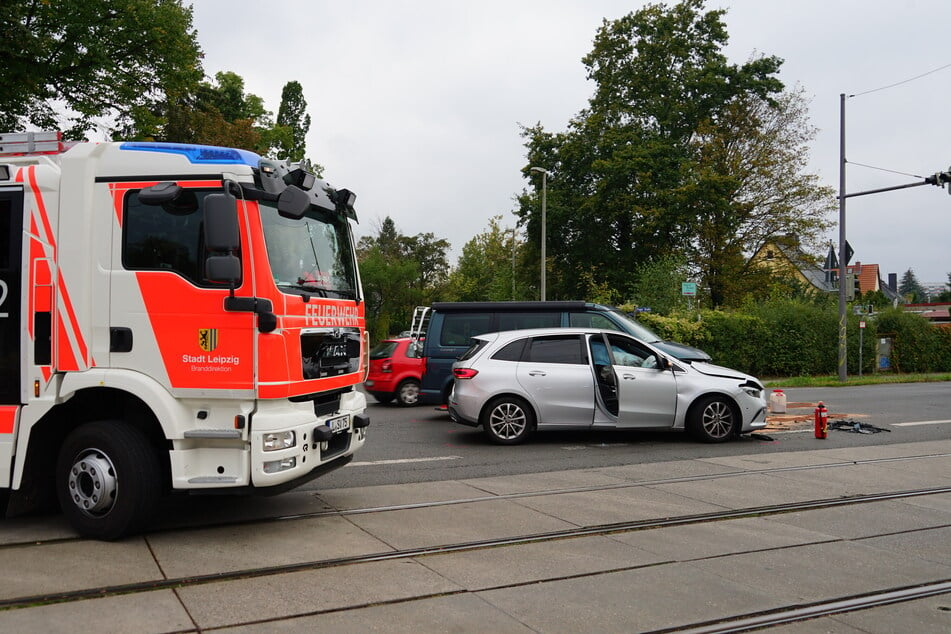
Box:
[56,420,162,540]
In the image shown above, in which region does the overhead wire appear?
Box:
[849,62,951,98]
[844,161,923,179]
[845,63,951,179]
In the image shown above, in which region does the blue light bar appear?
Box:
[119,142,260,166]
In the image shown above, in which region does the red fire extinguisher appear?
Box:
[814,402,828,439]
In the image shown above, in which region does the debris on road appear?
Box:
[829,419,891,434]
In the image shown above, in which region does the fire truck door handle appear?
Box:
[110,327,134,353]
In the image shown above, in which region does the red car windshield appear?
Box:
[369,341,399,360]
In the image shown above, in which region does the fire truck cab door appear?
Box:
[110,183,255,394]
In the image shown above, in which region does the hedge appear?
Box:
[635,302,950,377]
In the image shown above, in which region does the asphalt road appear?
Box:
[308,382,951,491]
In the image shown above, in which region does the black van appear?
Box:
[413,301,711,405]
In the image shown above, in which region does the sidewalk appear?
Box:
[0,439,949,632]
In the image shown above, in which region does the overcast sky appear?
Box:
[191,0,951,285]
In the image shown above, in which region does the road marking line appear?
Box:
[892,419,951,427]
[347,456,463,467]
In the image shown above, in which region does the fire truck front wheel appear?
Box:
[56,420,162,540]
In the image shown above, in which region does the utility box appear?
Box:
[876,337,893,371]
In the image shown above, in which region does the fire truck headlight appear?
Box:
[263,431,296,452]
[263,457,297,474]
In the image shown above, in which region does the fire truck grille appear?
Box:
[313,390,342,417]
[301,328,361,380]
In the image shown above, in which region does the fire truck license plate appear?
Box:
[327,415,349,434]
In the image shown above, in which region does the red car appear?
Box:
[365,338,425,406]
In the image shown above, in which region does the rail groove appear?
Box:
[1,484,948,612]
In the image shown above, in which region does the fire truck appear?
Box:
[0,132,370,539]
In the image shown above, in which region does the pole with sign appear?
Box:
[859,320,866,377]
[682,282,697,311]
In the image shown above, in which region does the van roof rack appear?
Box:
[430,301,589,311]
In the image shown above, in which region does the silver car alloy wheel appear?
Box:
[700,399,734,440]
[488,401,528,440]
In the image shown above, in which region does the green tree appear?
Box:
[898,268,926,304]
[359,246,418,340]
[933,272,951,303]
[357,218,419,339]
[1,0,202,139]
[162,71,278,154]
[357,217,451,338]
[275,81,311,163]
[628,254,691,314]
[445,216,523,301]
[515,0,786,302]
[860,289,892,310]
[688,88,835,306]
[403,233,452,298]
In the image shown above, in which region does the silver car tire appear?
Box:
[396,379,420,406]
[689,395,737,443]
[482,396,535,445]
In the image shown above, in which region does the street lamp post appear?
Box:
[838,93,848,382]
[530,167,548,301]
[836,90,951,381]
[511,227,516,300]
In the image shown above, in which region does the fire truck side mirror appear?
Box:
[203,192,240,251]
[277,185,309,219]
[206,255,240,284]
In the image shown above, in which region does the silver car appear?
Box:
[448,328,767,445]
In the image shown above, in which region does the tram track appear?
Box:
[0,483,948,614]
[651,580,951,633]
[1,450,949,550]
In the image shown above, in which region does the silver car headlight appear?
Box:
[740,381,763,399]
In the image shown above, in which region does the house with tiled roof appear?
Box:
[902,302,951,325]
[748,237,901,302]
[845,261,899,299]
[748,236,835,293]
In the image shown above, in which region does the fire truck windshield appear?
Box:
[261,201,357,299]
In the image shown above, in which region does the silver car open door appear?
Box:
[606,333,677,428]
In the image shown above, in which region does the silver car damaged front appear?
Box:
[670,360,768,433]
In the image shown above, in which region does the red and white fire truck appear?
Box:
[0,131,370,539]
